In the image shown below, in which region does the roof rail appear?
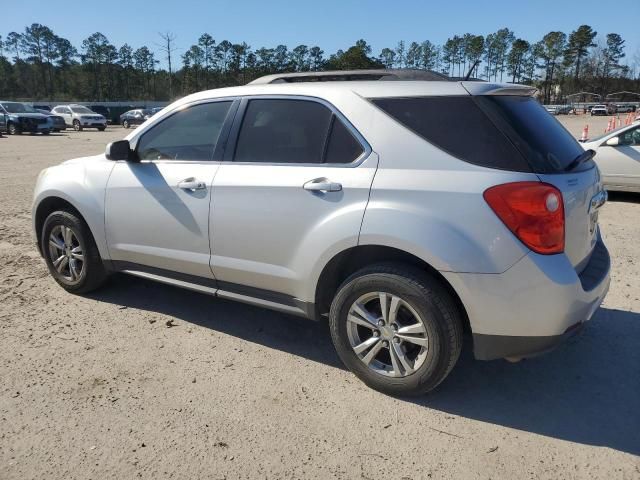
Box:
[249,69,450,85]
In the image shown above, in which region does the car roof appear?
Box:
[174,80,536,106]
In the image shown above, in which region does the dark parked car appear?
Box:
[33,105,51,111]
[90,105,112,123]
[0,101,52,135]
[120,109,151,128]
[0,110,6,135]
[37,109,66,132]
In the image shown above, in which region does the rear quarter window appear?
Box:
[371,96,532,172]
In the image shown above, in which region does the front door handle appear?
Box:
[178,178,207,191]
[303,178,342,192]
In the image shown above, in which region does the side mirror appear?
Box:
[605,137,620,147]
[106,140,133,161]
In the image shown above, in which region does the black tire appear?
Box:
[98,126,106,131]
[329,263,463,396]
[73,120,83,131]
[122,120,130,129]
[8,123,20,135]
[41,130,50,135]
[41,210,107,294]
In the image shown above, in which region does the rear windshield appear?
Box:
[372,95,585,173]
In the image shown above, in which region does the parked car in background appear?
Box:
[147,107,163,117]
[582,123,640,192]
[37,109,66,132]
[614,104,636,113]
[51,104,107,131]
[120,109,151,128]
[32,71,610,395]
[591,105,609,116]
[89,105,112,123]
[0,101,52,135]
[33,105,51,112]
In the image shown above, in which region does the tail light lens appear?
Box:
[483,182,565,254]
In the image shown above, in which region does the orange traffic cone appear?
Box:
[580,125,589,142]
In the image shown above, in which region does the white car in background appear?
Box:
[51,104,107,131]
[582,123,640,192]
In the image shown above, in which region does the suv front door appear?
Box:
[600,125,640,189]
[210,97,377,303]
[105,100,237,279]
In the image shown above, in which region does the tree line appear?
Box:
[0,23,638,104]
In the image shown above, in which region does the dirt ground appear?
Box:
[0,124,638,480]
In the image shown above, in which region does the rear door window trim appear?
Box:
[223,94,371,167]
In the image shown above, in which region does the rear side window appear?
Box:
[234,99,363,164]
[372,96,584,174]
[137,101,232,161]
[476,96,585,173]
[373,96,531,172]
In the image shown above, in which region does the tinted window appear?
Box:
[137,101,232,161]
[372,96,531,172]
[325,117,364,163]
[234,99,332,164]
[476,96,585,173]
[618,126,640,146]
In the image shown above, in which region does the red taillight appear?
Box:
[483,182,565,255]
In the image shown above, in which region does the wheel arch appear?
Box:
[34,196,85,255]
[314,244,471,334]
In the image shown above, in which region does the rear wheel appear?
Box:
[329,263,463,396]
[8,123,20,135]
[98,126,106,131]
[73,120,82,131]
[41,130,50,135]
[41,210,107,294]
[122,120,130,129]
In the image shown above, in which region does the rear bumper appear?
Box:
[443,234,610,360]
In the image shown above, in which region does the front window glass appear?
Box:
[137,101,232,161]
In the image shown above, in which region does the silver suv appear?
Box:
[51,104,107,131]
[32,71,610,395]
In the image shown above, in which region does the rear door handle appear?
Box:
[303,178,342,192]
[178,178,207,191]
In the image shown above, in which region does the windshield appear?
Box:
[2,102,38,113]
[476,96,586,173]
[71,106,95,114]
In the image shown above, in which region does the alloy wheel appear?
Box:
[346,292,429,378]
[48,225,84,284]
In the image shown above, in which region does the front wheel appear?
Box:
[329,263,463,396]
[122,120,130,129]
[41,210,107,294]
[8,123,20,135]
[73,120,83,131]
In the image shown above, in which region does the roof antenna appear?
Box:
[464,60,480,81]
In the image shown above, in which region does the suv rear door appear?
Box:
[209,96,377,302]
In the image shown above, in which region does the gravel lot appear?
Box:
[0,124,638,479]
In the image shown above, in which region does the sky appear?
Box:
[4,0,640,69]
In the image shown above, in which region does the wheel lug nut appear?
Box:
[373,331,380,337]
[393,337,401,344]
[391,323,398,331]
[377,320,385,327]
[382,340,389,347]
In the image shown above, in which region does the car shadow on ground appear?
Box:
[607,191,640,204]
[90,274,640,455]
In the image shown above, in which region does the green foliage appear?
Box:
[0,24,636,103]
